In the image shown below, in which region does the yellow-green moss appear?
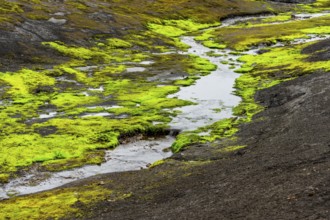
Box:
[187,55,217,75]
[148,19,220,38]
[0,69,55,97]
[106,38,133,48]
[149,159,165,168]
[174,77,196,86]
[202,40,226,49]
[261,14,292,23]
[302,26,330,34]
[0,186,112,220]
[211,13,330,50]
[0,173,9,183]
[171,118,239,152]
[219,145,246,153]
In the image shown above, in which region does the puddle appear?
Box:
[39,112,58,119]
[140,60,155,65]
[291,34,330,44]
[293,12,330,19]
[88,86,104,92]
[75,66,98,72]
[126,67,146,73]
[81,112,113,117]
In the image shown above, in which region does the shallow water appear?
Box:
[126,67,146,72]
[0,136,174,199]
[169,37,241,130]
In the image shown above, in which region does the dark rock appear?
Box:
[33,85,55,94]
[302,38,330,62]
[255,84,307,108]
[257,48,271,54]
[34,126,58,136]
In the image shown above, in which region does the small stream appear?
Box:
[1,12,329,200]
[0,136,174,198]
[169,37,241,131]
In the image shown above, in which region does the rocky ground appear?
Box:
[57,39,330,219]
[0,0,329,219]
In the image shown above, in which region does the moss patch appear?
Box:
[0,185,112,219]
[210,13,330,50]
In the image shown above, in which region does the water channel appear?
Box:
[0,12,329,200]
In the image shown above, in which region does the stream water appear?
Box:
[169,37,241,131]
[1,12,329,200]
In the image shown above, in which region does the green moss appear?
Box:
[212,13,330,50]
[171,118,239,152]
[66,1,88,11]
[302,26,330,34]
[42,151,105,172]
[171,132,202,153]
[148,19,219,38]
[206,51,223,57]
[301,0,330,11]
[187,55,217,75]
[106,38,133,48]
[194,29,228,49]
[0,173,9,184]
[149,159,165,168]
[0,69,55,97]
[194,29,214,41]
[51,93,100,110]
[43,40,149,64]
[261,14,292,23]
[202,40,226,49]
[43,42,95,59]
[237,42,330,75]
[0,186,112,219]
[219,145,246,153]
[174,77,196,86]
[148,23,186,38]
[147,19,221,50]
[0,2,23,14]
